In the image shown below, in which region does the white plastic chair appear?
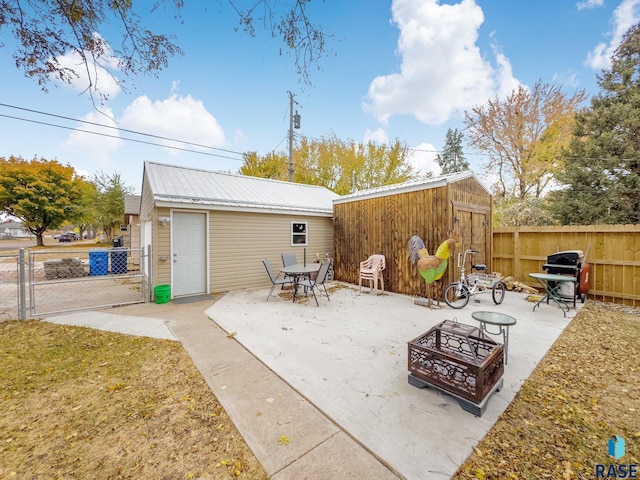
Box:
[359,254,386,294]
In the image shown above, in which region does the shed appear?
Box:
[139,161,339,299]
[332,171,493,297]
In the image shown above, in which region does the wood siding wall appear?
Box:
[333,179,492,297]
[493,225,640,306]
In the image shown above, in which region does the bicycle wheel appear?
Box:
[492,281,506,304]
[443,282,470,309]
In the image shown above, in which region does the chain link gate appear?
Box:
[28,247,147,317]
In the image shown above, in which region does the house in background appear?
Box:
[123,194,141,249]
[333,171,493,297]
[1,220,33,239]
[139,161,339,300]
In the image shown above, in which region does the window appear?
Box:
[291,221,308,246]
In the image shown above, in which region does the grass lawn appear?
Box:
[453,301,640,479]
[1,301,638,479]
[0,320,267,479]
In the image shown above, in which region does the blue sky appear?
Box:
[1,0,639,194]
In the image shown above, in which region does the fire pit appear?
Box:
[408,319,504,416]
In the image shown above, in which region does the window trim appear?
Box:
[291,221,308,246]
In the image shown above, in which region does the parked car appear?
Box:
[58,233,74,242]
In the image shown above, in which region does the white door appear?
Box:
[172,212,207,296]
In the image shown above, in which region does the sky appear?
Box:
[1,0,639,194]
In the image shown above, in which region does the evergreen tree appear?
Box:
[435,128,469,174]
[548,23,640,224]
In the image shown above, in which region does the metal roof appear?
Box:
[333,170,491,204]
[124,194,141,215]
[143,161,339,215]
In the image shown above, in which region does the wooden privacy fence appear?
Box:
[492,225,640,307]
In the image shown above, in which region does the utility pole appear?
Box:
[287,91,301,182]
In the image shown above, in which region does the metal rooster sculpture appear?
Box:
[408,232,459,308]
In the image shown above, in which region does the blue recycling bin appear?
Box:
[110,247,128,274]
[89,250,109,276]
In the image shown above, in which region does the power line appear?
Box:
[0,102,247,160]
[0,113,245,162]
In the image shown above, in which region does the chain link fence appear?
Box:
[0,247,149,321]
[0,252,21,320]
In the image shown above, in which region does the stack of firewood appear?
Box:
[500,275,539,294]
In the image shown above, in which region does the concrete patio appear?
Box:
[205,283,581,479]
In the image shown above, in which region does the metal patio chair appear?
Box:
[262,259,293,301]
[298,260,332,306]
[281,252,299,286]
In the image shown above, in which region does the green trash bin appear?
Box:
[154,285,171,304]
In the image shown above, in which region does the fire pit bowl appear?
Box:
[408,319,504,416]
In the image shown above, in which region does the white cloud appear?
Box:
[363,0,520,126]
[407,142,441,176]
[53,33,122,99]
[576,0,604,11]
[363,128,389,144]
[551,70,580,89]
[61,107,123,166]
[585,0,640,70]
[120,93,226,156]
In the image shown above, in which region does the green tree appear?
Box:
[70,180,99,240]
[547,23,640,225]
[0,0,327,101]
[239,134,417,195]
[465,81,586,199]
[0,156,85,246]
[435,128,469,174]
[92,172,132,242]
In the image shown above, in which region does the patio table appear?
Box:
[280,263,320,303]
[529,272,577,317]
[471,311,517,364]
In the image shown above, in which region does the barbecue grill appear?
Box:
[542,249,590,305]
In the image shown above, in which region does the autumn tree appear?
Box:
[493,197,557,226]
[465,81,586,199]
[435,128,469,174]
[547,23,640,225]
[0,0,327,102]
[92,172,132,242]
[240,134,417,195]
[240,151,289,179]
[0,156,86,245]
[71,180,99,239]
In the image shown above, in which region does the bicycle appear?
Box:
[443,249,506,309]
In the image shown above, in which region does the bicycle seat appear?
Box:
[472,264,487,271]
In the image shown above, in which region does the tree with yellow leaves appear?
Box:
[465,81,586,199]
[240,134,417,195]
[0,156,87,246]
